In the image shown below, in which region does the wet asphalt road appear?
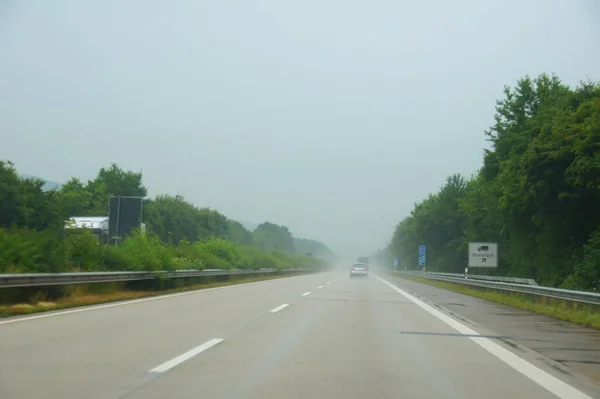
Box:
[384,272,600,383]
[1,269,599,399]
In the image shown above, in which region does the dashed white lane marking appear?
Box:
[150,338,224,373]
[377,277,593,399]
[302,292,311,296]
[0,274,310,326]
[326,281,332,285]
[269,304,289,313]
[317,285,324,289]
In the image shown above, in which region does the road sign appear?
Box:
[393,258,398,267]
[468,242,498,267]
[108,196,143,245]
[418,245,426,266]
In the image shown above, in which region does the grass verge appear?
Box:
[0,273,301,318]
[391,273,600,330]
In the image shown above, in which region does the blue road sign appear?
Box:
[393,258,398,267]
[419,245,426,266]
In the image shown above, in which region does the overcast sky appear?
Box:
[1,1,599,257]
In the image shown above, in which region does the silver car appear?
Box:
[349,263,369,278]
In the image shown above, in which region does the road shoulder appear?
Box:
[381,272,600,394]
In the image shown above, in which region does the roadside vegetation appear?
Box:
[377,74,600,291]
[0,272,302,318]
[0,161,331,274]
[0,161,331,312]
[394,273,600,330]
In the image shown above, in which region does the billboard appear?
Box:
[108,196,143,245]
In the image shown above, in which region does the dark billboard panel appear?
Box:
[108,196,143,245]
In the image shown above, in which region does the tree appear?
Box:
[0,161,23,228]
[94,163,147,198]
[293,237,334,260]
[252,222,296,254]
[59,163,147,216]
[227,220,255,246]
[0,161,333,275]
[60,178,93,216]
[144,195,236,245]
[0,160,65,231]
[387,74,600,288]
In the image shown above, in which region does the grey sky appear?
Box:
[1,1,599,257]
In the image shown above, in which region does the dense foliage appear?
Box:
[0,161,329,273]
[293,237,336,260]
[386,74,600,290]
[252,222,295,253]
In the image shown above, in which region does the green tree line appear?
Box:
[0,161,331,273]
[386,74,600,291]
[293,237,336,261]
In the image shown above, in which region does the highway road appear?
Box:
[1,269,599,399]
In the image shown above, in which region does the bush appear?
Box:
[194,238,238,266]
[0,228,42,273]
[562,228,600,291]
[64,230,103,271]
[100,245,133,271]
[0,227,329,274]
[270,250,295,269]
[201,254,232,269]
[0,160,332,280]
[0,228,69,273]
[237,246,280,269]
[114,230,175,271]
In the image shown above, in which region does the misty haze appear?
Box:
[1,1,596,257]
[1,1,600,398]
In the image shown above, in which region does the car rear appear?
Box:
[350,263,369,278]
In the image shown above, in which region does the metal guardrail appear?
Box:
[392,270,600,305]
[417,271,538,286]
[0,268,322,288]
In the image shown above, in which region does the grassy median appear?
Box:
[0,272,301,318]
[391,273,600,330]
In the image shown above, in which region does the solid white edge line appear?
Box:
[377,277,593,399]
[302,292,311,296]
[269,303,289,313]
[317,285,324,289]
[0,273,317,326]
[150,338,224,373]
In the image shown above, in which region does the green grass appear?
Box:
[0,273,299,318]
[392,272,600,330]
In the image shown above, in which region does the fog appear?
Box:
[1,1,599,258]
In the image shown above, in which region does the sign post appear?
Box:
[419,245,426,269]
[393,258,398,268]
[468,242,498,268]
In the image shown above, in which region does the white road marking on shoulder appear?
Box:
[269,304,289,313]
[377,277,593,399]
[150,338,224,373]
